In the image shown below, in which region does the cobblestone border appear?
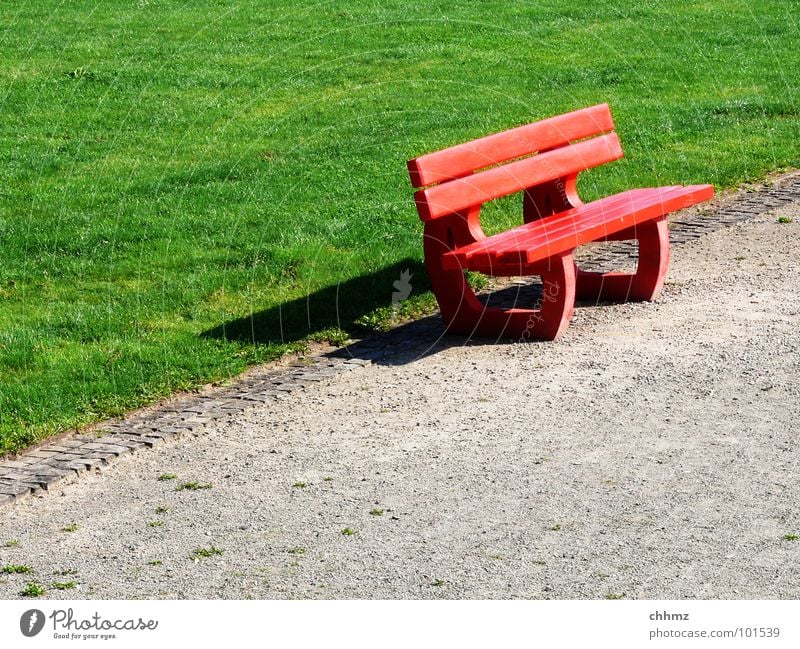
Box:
[2,173,799,510]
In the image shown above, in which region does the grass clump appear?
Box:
[305,327,350,347]
[157,474,177,482]
[20,582,46,597]
[341,528,356,536]
[2,564,33,574]
[190,546,224,560]
[777,216,794,224]
[61,523,78,533]
[51,581,77,590]
[175,481,213,491]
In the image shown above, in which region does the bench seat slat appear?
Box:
[414,133,623,221]
[457,188,665,258]
[442,184,714,271]
[407,104,614,187]
[490,186,688,255]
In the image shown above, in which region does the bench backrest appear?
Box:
[408,104,621,222]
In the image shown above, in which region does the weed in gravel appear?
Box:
[155,505,170,514]
[2,540,19,548]
[431,579,446,587]
[548,524,562,531]
[606,593,625,599]
[783,533,799,541]
[53,568,78,576]
[341,528,356,536]
[61,523,78,532]
[288,547,306,555]
[370,508,384,516]
[158,473,177,481]
[148,560,163,566]
[148,521,164,528]
[176,481,212,491]
[323,477,333,482]
[292,481,308,489]
[20,582,45,597]
[2,564,32,574]
[191,546,224,560]
[51,581,77,590]
[777,215,794,223]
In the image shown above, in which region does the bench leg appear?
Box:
[426,247,576,341]
[575,218,670,302]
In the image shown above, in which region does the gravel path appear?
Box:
[1,205,798,600]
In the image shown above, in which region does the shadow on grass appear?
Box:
[201,258,430,345]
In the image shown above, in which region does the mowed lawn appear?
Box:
[1,0,798,454]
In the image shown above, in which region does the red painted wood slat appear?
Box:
[441,184,714,270]
[414,133,623,221]
[407,103,614,187]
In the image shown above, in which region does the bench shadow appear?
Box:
[203,267,612,368]
[328,280,558,367]
[201,258,429,347]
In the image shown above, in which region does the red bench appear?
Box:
[407,103,714,340]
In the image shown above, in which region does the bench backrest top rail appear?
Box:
[413,132,623,222]
[407,103,614,188]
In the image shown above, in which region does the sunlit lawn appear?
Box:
[1,0,798,453]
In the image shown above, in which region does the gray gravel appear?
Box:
[1,206,799,600]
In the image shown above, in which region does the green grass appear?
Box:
[20,582,46,597]
[2,564,32,574]
[190,546,224,560]
[1,1,799,453]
